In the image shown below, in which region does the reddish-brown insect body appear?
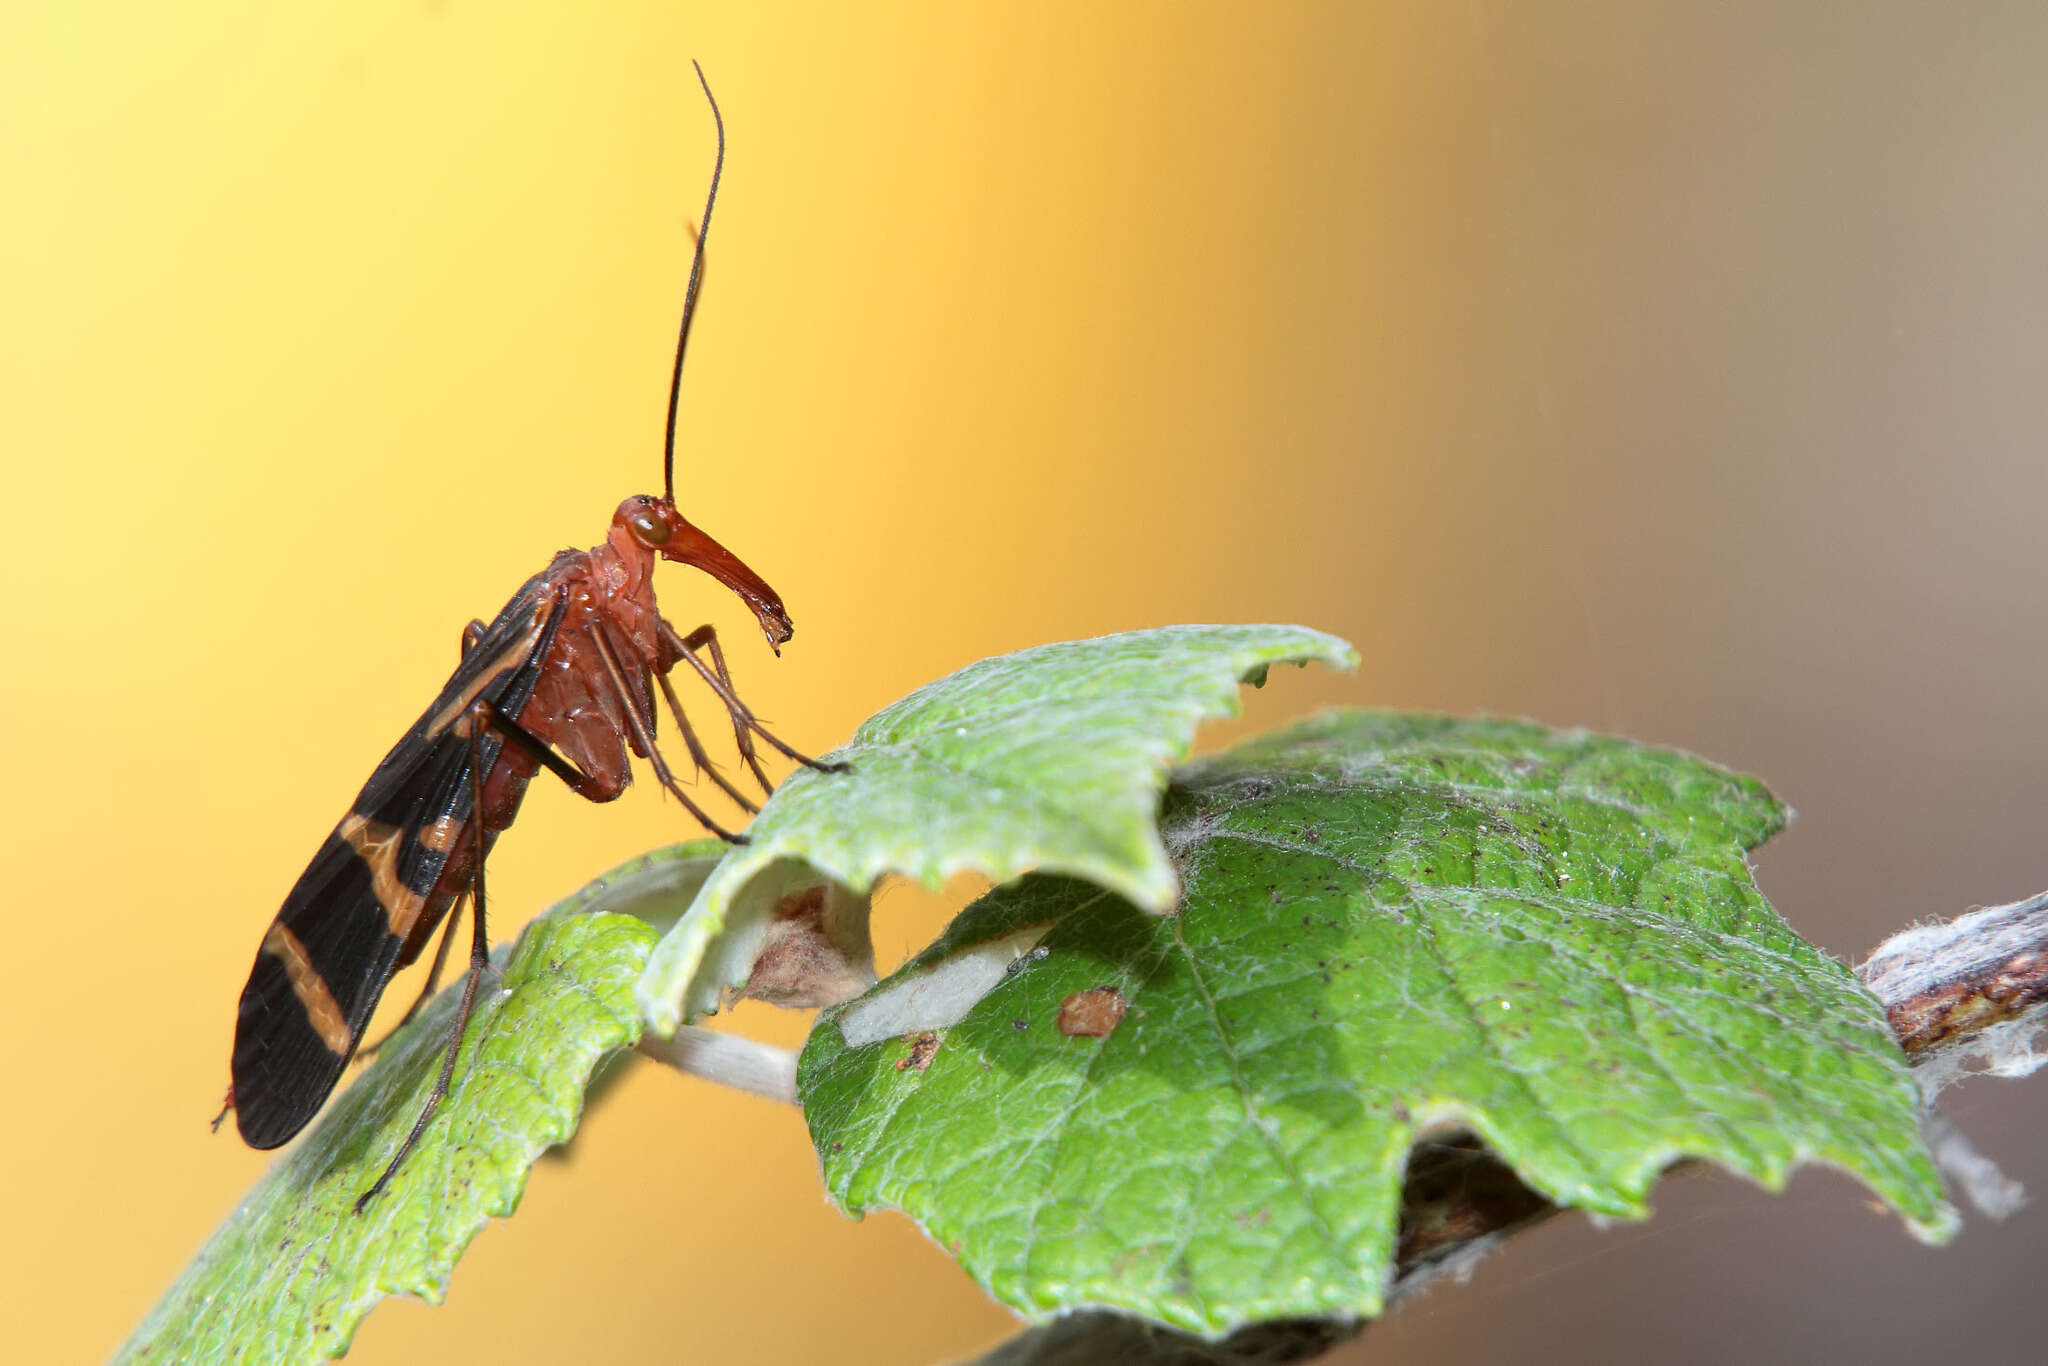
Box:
[222,64,841,1210]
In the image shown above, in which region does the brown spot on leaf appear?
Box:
[1057,987,1128,1039]
[895,1032,942,1071]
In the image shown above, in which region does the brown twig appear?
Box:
[1856,890,2048,1081]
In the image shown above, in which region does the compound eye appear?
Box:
[630,510,673,545]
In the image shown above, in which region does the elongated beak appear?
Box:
[663,518,795,650]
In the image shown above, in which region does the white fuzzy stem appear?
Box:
[637,1026,798,1106]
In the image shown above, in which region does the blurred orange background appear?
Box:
[5,4,2046,1363]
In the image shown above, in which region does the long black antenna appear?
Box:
[663,60,725,503]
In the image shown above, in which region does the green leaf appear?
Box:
[800,711,1954,1336]
[637,625,1357,1035]
[119,843,727,1366]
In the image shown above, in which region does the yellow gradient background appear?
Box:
[5,4,2046,1363]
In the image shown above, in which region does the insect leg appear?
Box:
[659,621,850,791]
[650,667,759,814]
[585,624,748,842]
[666,623,770,788]
[355,703,497,1213]
[473,705,608,797]
[353,890,469,1063]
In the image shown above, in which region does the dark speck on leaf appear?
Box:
[1012,1018,1030,1031]
[1005,946,1051,976]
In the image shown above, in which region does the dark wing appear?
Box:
[231,573,566,1149]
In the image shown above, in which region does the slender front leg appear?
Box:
[658,620,850,794]
[586,624,749,843]
[651,667,759,814]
